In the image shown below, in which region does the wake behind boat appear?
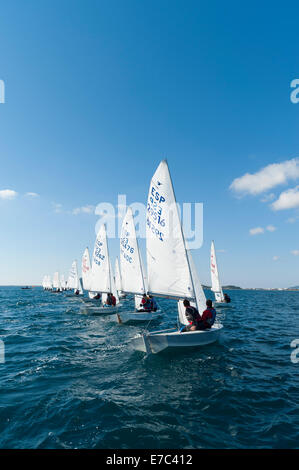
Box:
[130,160,223,353]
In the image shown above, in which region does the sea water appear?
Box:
[0,286,298,449]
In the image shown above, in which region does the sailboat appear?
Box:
[52,271,62,292]
[116,207,160,323]
[130,160,223,354]
[81,224,120,314]
[210,241,231,307]
[114,257,126,299]
[81,247,92,291]
[67,261,83,295]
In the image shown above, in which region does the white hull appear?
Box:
[115,310,161,324]
[130,324,223,354]
[80,304,120,315]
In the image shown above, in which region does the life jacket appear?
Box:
[205,307,216,326]
[111,295,116,306]
[142,297,151,310]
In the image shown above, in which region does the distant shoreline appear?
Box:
[0,285,298,292]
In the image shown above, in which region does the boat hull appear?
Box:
[130,324,223,354]
[214,302,231,308]
[115,311,161,324]
[80,304,120,315]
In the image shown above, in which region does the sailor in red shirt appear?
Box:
[198,299,216,330]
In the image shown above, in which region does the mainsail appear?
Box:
[146,160,194,300]
[120,207,146,296]
[210,240,224,302]
[81,247,91,291]
[89,225,111,293]
[53,271,60,289]
[114,257,123,293]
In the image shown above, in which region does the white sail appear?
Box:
[90,225,111,293]
[120,207,147,295]
[146,160,194,300]
[68,261,78,289]
[60,274,66,290]
[109,261,119,304]
[187,250,206,313]
[177,251,207,325]
[53,271,60,289]
[114,257,122,292]
[210,241,224,302]
[82,247,91,290]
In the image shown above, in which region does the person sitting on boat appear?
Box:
[75,289,79,295]
[181,299,201,331]
[111,293,116,306]
[196,299,217,330]
[139,294,151,311]
[148,295,157,312]
[93,293,101,300]
[224,293,231,303]
[105,293,113,306]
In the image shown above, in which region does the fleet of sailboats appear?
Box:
[42,160,231,354]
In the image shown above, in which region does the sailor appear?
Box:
[181,299,201,331]
[197,299,216,330]
[111,293,116,306]
[93,293,101,300]
[105,293,113,306]
[224,293,231,303]
[140,294,151,311]
[148,295,157,312]
[75,289,79,295]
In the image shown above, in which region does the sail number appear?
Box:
[120,233,135,263]
[94,241,105,266]
[147,217,164,241]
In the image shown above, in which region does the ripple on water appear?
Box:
[0,287,298,448]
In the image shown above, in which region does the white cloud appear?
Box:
[249,227,264,236]
[25,192,39,198]
[72,205,95,215]
[273,256,279,261]
[271,186,299,211]
[230,158,299,195]
[0,189,18,200]
[266,225,276,232]
[291,250,299,256]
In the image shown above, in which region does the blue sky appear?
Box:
[0,0,299,287]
